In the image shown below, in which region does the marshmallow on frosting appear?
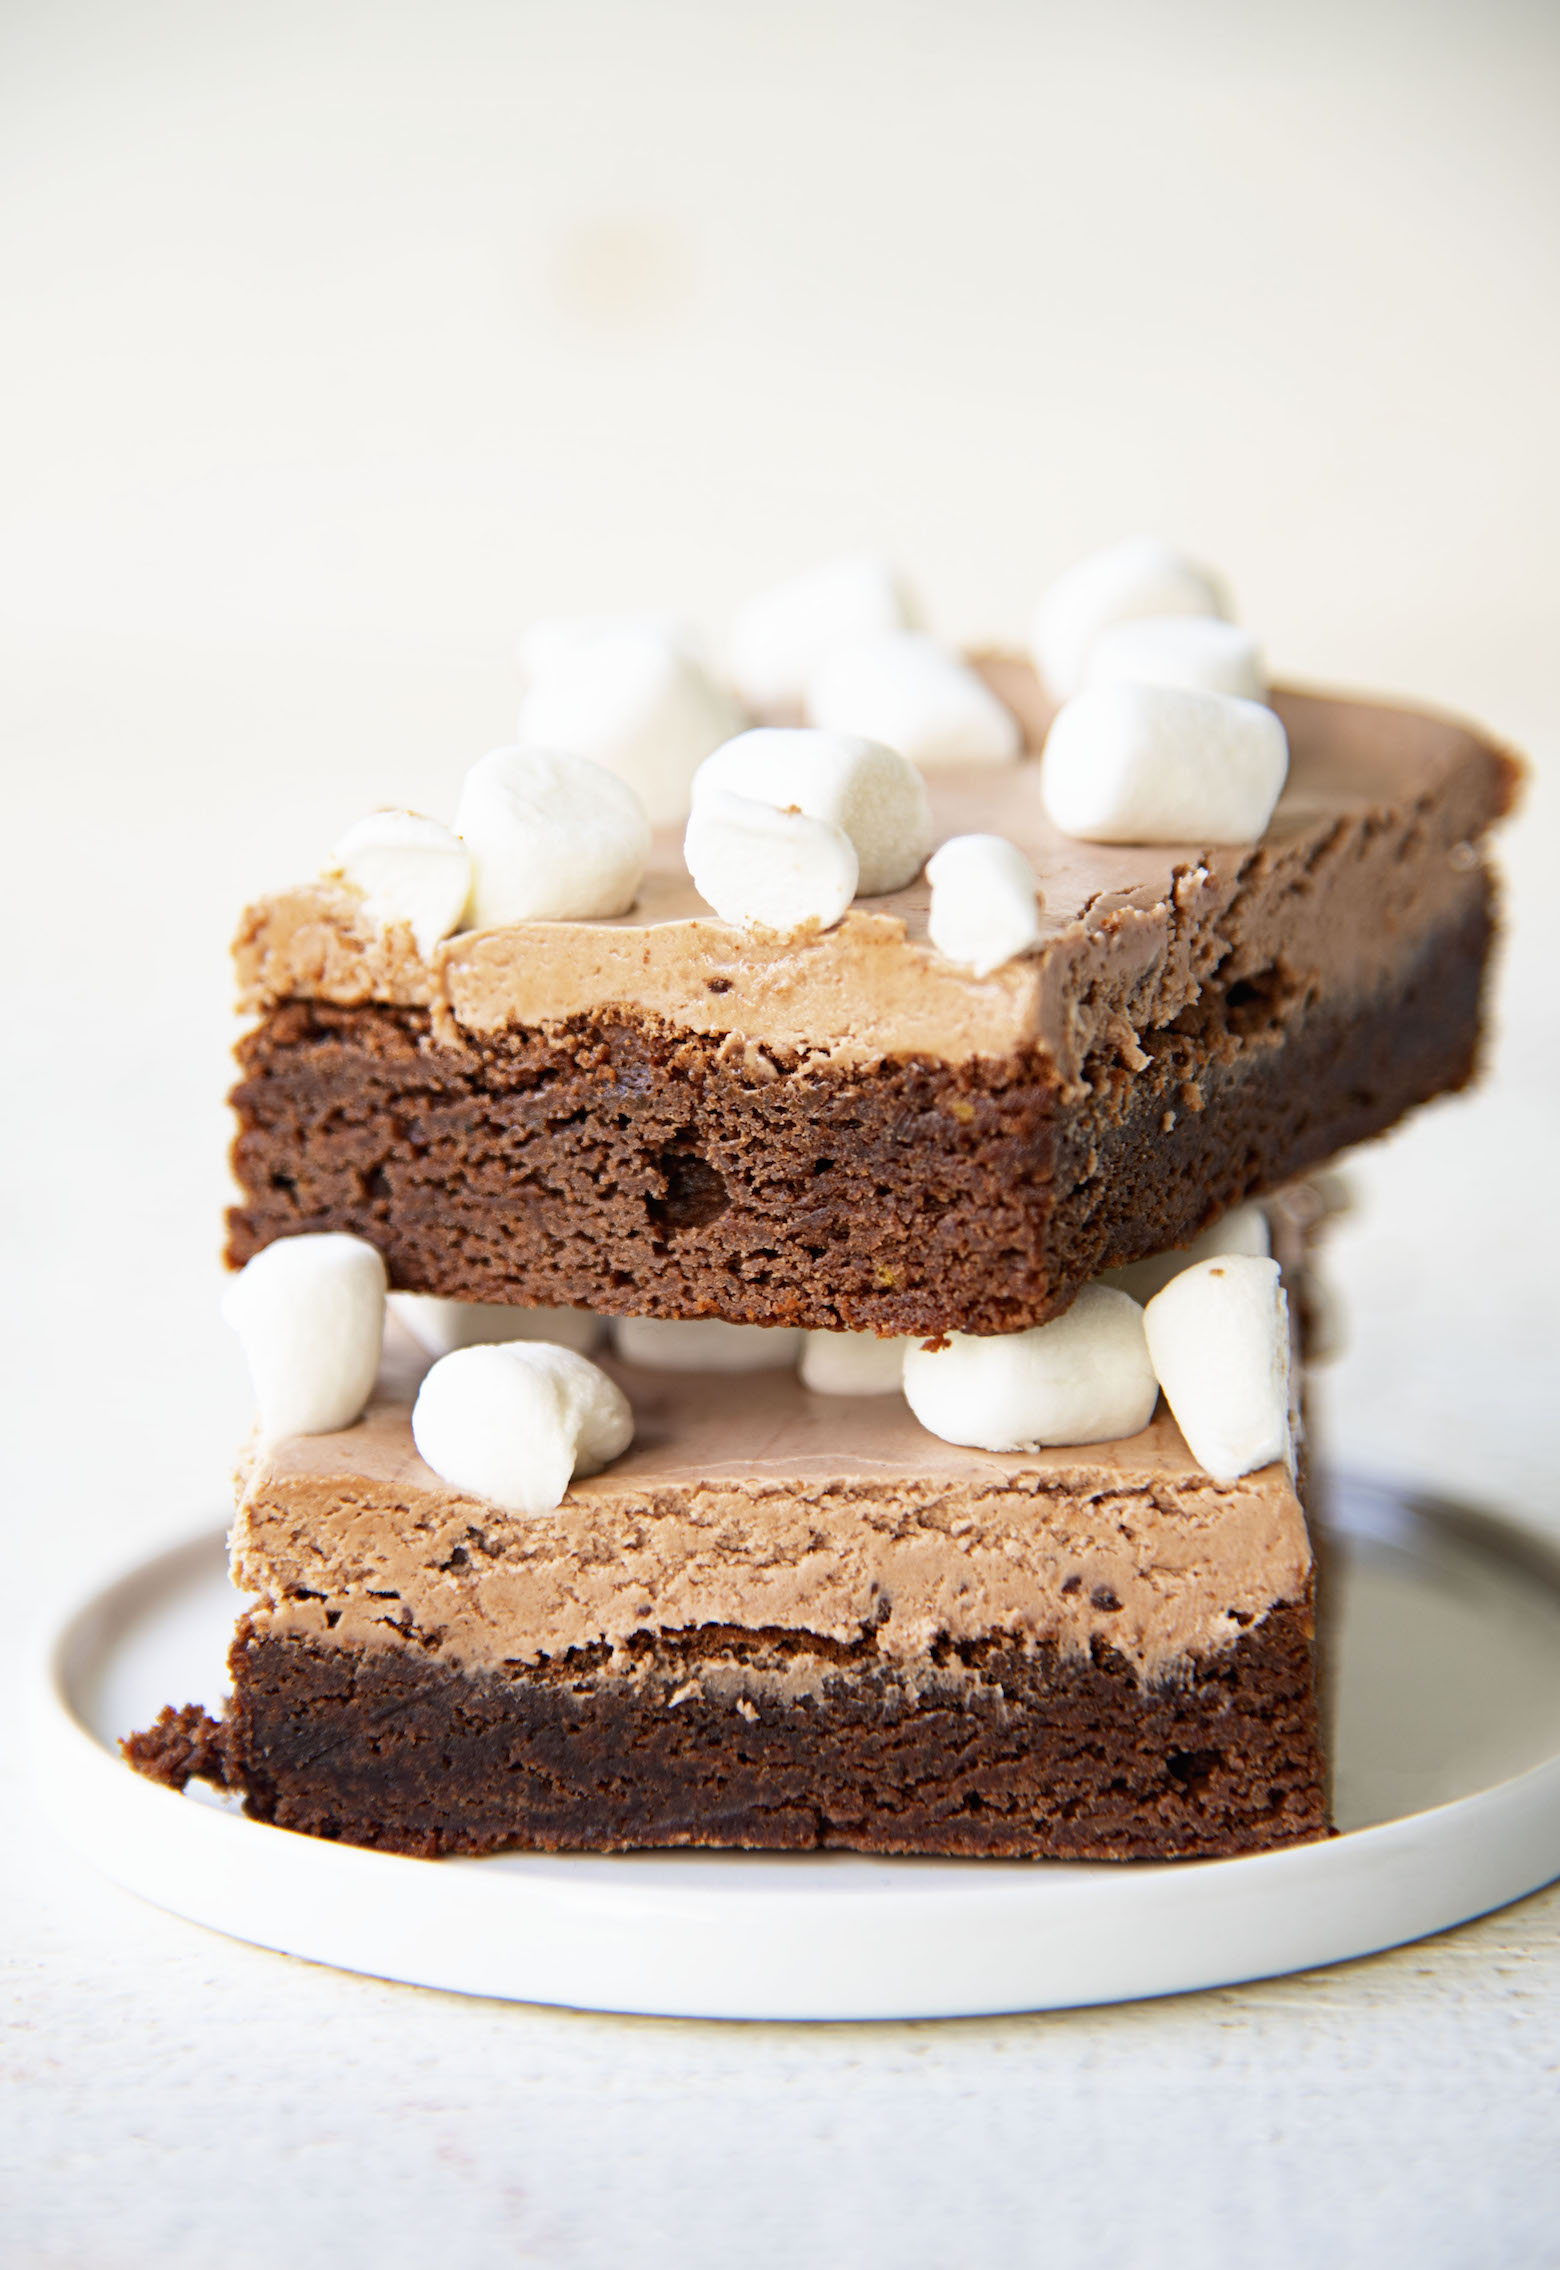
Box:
[1031,537,1230,701]
[684,788,858,935]
[1143,1256,1291,1483]
[1100,1202,1271,1308]
[806,630,1021,768]
[330,811,472,957]
[613,1316,804,1373]
[1041,683,1288,845]
[691,726,931,896]
[731,556,911,714]
[800,1329,909,1396]
[223,1232,387,1439]
[391,1294,603,1358]
[514,618,744,826]
[925,833,1044,977]
[454,745,652,927]
[411,1341,633,1516]
[903,1285,1160,1452]
[1087,615,1267,704]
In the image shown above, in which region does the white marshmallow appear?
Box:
[222,1233,387,1439]
[454,745,651,927]
[1100,1202,1271,1308]
[613,1316,803,1373]
[691,726,931,896]
[329,810,472,958]
[1143,1256,1291,1484]
[925,834,1044,977]
[730,556,912,714]
[1087,615,1267,703]
[535,1345,634,1473]
[389,1294,604,1359]
[902,1285,1160,1453]
[800,1329,909,1396]
[684,788,858,934]
[1032,538,1230,701]
[410,1341,633,1516]
[806,630,1021,768]
[514,619,744,827]
[1041,683,1289,845]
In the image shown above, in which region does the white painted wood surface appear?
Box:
[3,3,1558,2260]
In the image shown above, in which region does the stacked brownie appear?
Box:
[127,544,1520,1862]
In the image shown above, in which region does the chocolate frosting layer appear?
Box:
[232,1353,1311,1684]
[234,673,1518,1089]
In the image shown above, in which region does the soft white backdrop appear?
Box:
[4,3,1558,2264]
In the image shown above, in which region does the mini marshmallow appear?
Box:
[1032,537,1230,701]
[514,619,744,826]
[612,1316,804,1373]
[684,788,858,934]
[222,1233,387,1439]
[902,1284,1160,1453]
[925,834,1044,977]
[692,726,931,895]
[1087,615,1267,703]
[411,1340,633,1516]
[390,1294,603,1359]
[730,556,912,714]
[329,810,472,957]
[800,1329,909,1396]
[1041,683,1289,845]
[1143,1256,1291,1483]
[454,745,651,927]
[806,630,1021,768]
[1100,1202,1271,1308]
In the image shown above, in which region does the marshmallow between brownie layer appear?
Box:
[233,680,1515,1093]
[231,1360,1311,1685]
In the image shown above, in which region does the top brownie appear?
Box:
[227,661,1517,1336]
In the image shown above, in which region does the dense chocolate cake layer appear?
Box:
[227,886,1491,1334]
[136,1593,1324,1862]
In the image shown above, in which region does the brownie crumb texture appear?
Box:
[120,1702,235,1792]
[125,1597,1327,1863]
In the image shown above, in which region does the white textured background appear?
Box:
[3,3,1558,2264]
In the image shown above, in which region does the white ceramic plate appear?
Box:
[27,1476,1560,2020]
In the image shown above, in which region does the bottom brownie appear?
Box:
[130,1592,1325,1863]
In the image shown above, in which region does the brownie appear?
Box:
[224,680,1518,1336]
[126,1352,1327,1863]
